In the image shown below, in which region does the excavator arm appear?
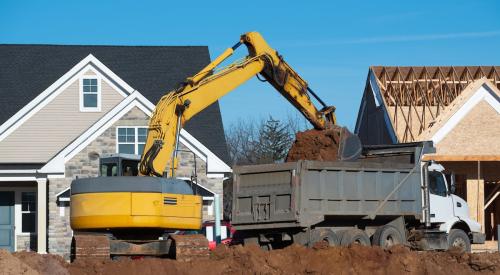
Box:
[140,32,345,177]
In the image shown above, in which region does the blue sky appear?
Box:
[1,0,500,131]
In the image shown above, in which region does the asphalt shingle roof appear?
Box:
[0,44,230,165]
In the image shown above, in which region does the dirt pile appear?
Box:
[14,251,69,275]
[286,128,343,162]
[2,245,500,275]
[0,249,39,275]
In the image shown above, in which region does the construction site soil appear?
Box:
[2,244,500,275]
[286,128,342,162]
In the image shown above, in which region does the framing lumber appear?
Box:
[371,66,500,143]
[422,154,500,161]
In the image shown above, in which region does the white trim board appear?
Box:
[40,92,152,173]
[368,69,398,143]
[0,54,133,143]
[432,84,500,144]
[179,129,232,173]
[40,91,231,175]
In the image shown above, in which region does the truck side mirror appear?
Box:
[450,172,456,194]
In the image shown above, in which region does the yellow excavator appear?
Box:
[70,32,361,261]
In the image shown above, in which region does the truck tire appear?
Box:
[372,225,404,248]
[448,229,471,253]
[340,229,370,246]
[311,228,339,247]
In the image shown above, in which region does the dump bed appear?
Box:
[231,143,431,230]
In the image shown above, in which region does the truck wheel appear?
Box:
[448,229,471,253]
[340,229,370,246]
[311,228,339,247]
[372,225,404,248]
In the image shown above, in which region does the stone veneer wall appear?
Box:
[47,107,224,258]
[16,234,36,252]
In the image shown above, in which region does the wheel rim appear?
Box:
[322,237,331,246]
[452,237,467,250]
[385,235,395,247]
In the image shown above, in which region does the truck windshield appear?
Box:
[429,171,447,197]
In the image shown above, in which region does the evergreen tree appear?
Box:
[256,116,292,163]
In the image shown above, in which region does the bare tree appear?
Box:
[225,114,308,166]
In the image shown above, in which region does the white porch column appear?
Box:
[36,178,47,253]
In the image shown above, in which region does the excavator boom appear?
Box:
[140,32,345,177]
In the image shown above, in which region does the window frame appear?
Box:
[20,191,37,234]
[116,126,148,155]
[79,76,101,112]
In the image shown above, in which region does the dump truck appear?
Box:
[229,142,485,252]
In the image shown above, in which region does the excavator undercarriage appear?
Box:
[71,232,209,261]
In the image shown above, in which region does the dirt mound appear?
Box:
[0,249,39,275]
[286,128,342,162]
[3,245,500,275]
[14,251,69,275]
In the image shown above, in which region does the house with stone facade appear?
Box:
[0,45,231,258]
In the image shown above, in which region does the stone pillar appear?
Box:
[36,178,47,253]
[467,178,485,233]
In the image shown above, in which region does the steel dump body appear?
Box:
[231,143,430,230]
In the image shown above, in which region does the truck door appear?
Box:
[428,171,454,223]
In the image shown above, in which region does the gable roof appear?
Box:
[364,66,500,143]
[40,91,231,175]
[0,44,230,164]
[419,78,500,142]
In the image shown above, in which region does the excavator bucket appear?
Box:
[337,126,363,161]
[286,126,362,162]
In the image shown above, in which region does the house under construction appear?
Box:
[355,66,500,239]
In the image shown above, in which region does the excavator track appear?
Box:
[71,233,110,261]
[71,232,208,262]
[168,234,209,261]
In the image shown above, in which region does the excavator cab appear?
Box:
[99,153,140,177]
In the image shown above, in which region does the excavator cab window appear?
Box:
[99,155,140,177]
[101,163,118,177]
[122,160,139,176]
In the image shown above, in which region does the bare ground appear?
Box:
[2,244,500,275]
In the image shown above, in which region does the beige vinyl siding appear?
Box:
[0,78,124,162]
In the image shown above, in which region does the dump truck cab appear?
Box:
[99,153,140,177]
[426,162,483,243]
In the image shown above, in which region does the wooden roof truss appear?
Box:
[372,66,500,142]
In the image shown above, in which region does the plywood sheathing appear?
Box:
[468,178,485,233]
[371,66,500,143]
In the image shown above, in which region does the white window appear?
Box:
[21,192,36,233]
[80,77,101,111]
[117,127,147,155]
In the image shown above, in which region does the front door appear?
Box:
[0,191,15,252]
